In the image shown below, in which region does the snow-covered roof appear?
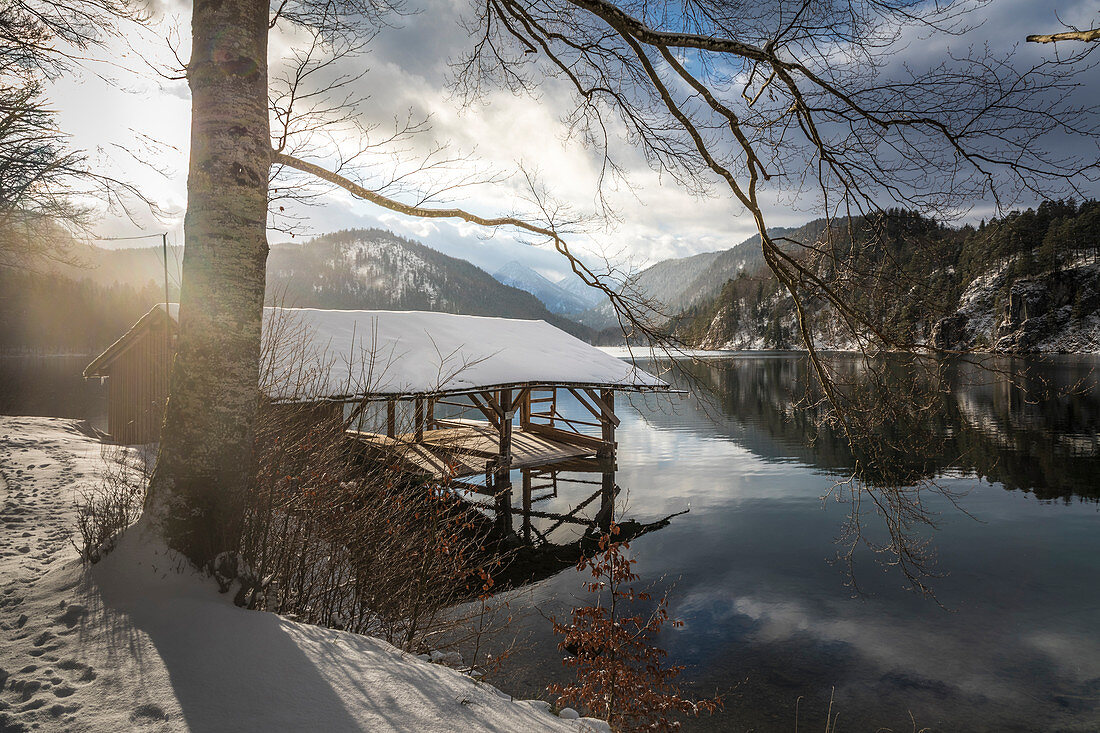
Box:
[86,304,667,401]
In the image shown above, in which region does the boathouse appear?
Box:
[84,304,669,479]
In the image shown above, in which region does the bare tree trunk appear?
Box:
[147,0,270,568]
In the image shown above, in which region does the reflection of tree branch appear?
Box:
[459,0,1100,599]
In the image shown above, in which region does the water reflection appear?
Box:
[664,354,1100,501]
[466,457,679,589]
[495,355,1100,732]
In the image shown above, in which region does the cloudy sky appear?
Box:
[50,0,1100,280]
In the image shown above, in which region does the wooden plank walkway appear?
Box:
[347,418,601,480]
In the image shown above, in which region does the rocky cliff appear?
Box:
[932,259,1100,353]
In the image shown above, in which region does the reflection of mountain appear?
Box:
[641,356,1100,501]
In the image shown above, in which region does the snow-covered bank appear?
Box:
[0,417,605,732]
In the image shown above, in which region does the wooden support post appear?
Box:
[427,396,436,431]
[498,389,513,464]
[386,399,396,438]
[520,389,531,429]
[522,468,532,544]
[599,389,616,458]
[414,397,424,442]
[494,476,513,536]
[492,389,513,503]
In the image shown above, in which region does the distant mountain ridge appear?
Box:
[267,230,592,337]
[491,260,598,315]
[554,272,606,307]
[45,229,593,341]
[573,225,800,330]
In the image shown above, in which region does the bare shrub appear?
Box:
[234,306,505,653]
[549,523,721,731]
[73,445,151,564]
[236,401,500,651]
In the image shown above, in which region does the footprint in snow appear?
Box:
[48,702,81,718]
[56,660,96,683]
[131,703,169,723]
[54,605,86,629]
[50,684,76,698]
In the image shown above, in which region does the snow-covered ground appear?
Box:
[0,416,606,732]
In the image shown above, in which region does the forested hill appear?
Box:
[264,229,592,337]
[574,222,803,330]
[674,201,1100,353]
[0,228,593,353]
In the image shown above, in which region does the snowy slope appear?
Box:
[0,417,607,733]
[268,231,556,319]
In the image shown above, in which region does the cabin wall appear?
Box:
[100,318,348,445]
[106,323,172,444]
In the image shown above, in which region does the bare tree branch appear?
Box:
[1027,28,1100,44]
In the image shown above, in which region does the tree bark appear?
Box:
[1026,28,1100,44]
[147,0,270,568]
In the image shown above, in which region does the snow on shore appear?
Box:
[0,417,605,732]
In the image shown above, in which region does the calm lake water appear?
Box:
[488,354,1100,733]
[2,353,1098,731]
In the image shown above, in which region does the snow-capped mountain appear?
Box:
[573,226,800,330]
[491,261,596,315]
[553,272,604,310]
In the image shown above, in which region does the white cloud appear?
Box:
[50,0,1100,270]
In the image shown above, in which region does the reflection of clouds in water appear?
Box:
[670,587,1054,704]
[1024,630,1100,682]
[497,357,1100,729]
[614,413,817,518]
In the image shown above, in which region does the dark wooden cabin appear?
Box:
[83,304,176,444]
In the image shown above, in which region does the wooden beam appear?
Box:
[522,509,592,526]
[342,399,368,430]
[583,388,621,428]
[386,399,396,438]
[419,437,499,460]
[481,390,505,419]
[598,467,614,533]
[520,388,531,428]
[524,422,607,451]
[522,469,532,544]
[567,388,605,424]
[467,393,501,429]
[599,389,616,458]
[494,476,513,534]
[513,387,531,428]
[569,387,620,428]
